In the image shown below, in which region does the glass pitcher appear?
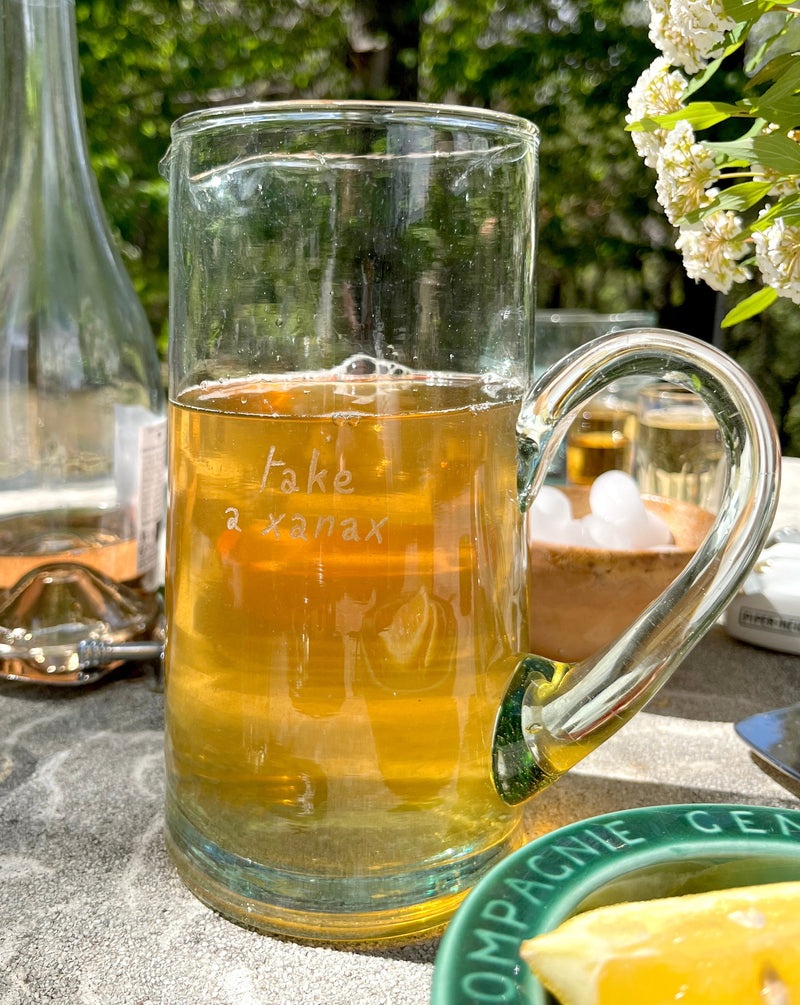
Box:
[159,101,780,941]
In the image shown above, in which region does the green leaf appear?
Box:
[759,55,800,102]
[746,58,800,122]
[722,0,785,17]
[717,180,777,210]
[685,181,773,223]
[700,139,756,167]
[747,50,799,89]
[684,56,726,99]
[647,101,744,130]
[752,193,800,227]
[625,115,661,134]
[722,286,779,326]
[779,203,800,226]
[706,131,800,174]
[747,94,800,123]
[722,17,757,54]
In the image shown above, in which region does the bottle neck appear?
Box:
[1,0,95,190]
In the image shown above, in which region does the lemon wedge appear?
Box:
[520,880,800,1004]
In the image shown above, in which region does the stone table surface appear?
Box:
[2,621,799,1005]
[3,457,800,1005]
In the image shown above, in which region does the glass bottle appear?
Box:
[0,0,166,684]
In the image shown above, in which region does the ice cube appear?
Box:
[643,511,674,549]
[602,509,672,550]
[581,513,630,550]
[527,474,674,551]
[527,486,575,546]
[589,470,647,526]
[529,485,573,524]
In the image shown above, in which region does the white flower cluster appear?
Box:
[655,119,719,224]
[752,216,800,306]
[675,213,751,294]
[629,0,800,315]
[625,56,687,168]
[647,0,735,74]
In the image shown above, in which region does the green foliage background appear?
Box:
[75,0,800,453]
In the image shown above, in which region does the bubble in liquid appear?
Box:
[332,413,361,428]
[333,353,414,378]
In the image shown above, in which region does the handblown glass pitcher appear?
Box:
[160,102,779,941]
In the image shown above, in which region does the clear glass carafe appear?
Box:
[0,0,166,684]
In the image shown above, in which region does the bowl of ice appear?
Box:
[526,470,714,663]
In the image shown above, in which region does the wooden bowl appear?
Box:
[527,486,715,663]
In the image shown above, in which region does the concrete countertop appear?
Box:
[2,620,799,1005]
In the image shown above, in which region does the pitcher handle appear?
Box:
[493,328,781,804]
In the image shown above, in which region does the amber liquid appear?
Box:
[165,372,527,939]
[635,408,725,511]
[566,407,633,484]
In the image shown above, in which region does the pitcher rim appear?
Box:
[166,99,540,145]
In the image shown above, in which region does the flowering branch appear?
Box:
[627,0,800,325]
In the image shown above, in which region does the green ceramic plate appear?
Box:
[430,803,800,1005]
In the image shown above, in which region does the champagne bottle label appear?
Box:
[135,417,168,578]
